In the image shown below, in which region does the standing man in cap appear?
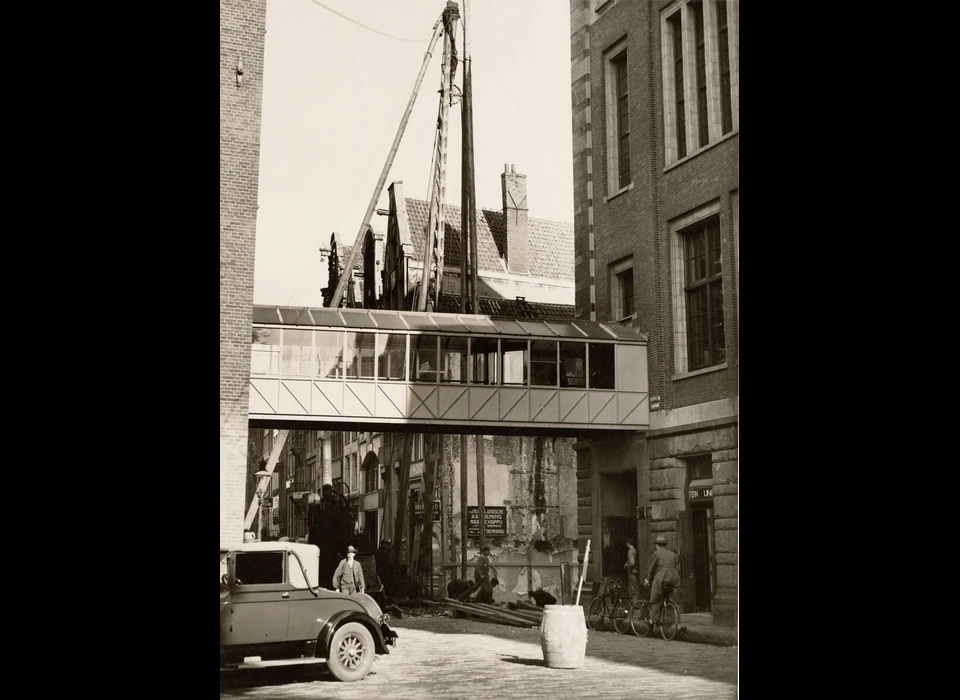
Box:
[474,546,498,587]
[644,534,680,625]
[333,545,365,595]
[624,537,641,602]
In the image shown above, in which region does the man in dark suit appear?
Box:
[644,534,680,624]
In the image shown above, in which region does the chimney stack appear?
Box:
[501,164,529,275]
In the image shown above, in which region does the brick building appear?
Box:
[569,0,738,623]
[220,0,267,544]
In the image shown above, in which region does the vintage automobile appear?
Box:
[220,541,398,682]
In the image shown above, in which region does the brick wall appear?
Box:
[570,0,738,623]
[220,0,266,545]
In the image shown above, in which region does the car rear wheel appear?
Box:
[326,622,375,682]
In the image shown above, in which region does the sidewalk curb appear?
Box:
[676,625,738,647]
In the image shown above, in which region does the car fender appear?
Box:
[318,610,390,656]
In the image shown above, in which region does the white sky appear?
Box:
[253,0,574,308]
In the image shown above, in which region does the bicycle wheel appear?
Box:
[612,595,632,634]
[587,597,604,630]
[660,602,681,641]
[630,600,652,637]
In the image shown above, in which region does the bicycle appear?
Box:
[629,584,681,640]
[586,576,632,634]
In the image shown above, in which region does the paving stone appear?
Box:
[221,615,739,698]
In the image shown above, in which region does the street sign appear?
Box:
[414,500,442,522]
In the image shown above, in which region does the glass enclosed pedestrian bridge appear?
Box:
[249,306,648,434]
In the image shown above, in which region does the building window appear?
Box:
[662,0,739,165]
[281,329,313,377]
[693,2,708,149]
[683,216,725,370]
[530,341,559,387]
[604,39,631,195]
[717,1,733,135]
[412,434,424,462]
[667,12,686,159]
[687,454,712,480]
[609,257,634,322]
[588,343,615,389]
[670,201,726,373]
[377,333,406,381]
[344,332,375,380]
[559,342,586,388]
[364,458,379,493]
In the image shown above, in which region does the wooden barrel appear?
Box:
[539,604,587,669]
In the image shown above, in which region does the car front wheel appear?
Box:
[326,622,375,682]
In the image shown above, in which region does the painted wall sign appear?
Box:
[467,506,507,537]
[688,487,714,500]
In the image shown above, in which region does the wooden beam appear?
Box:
[243,429,289,531]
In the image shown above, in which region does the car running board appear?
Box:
[223,657,327,670]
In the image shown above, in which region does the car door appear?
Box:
[286,553,364,643]
[226,550,290,647]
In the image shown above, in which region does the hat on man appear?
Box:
[346,545,357,554]
[243,532,256,543]
[655,535,668,545]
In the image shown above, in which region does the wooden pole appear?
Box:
[421,433,441,598]
[392,433,413,570]
[460,0,474,312]
[462,0,479,313]
[419,6,458,311]
[244,429,289,530]
[328,15,445,309]
[476,434,485,549]
[460,434,468,579]
[575,540,592,606]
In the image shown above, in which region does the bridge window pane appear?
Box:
[589,343,615,389]
[345,332,375,380]
[377,333,406,381]
[412,336,439,382]
[440,336,467,384]
[251,328,280,375]
[501,339,528,385]
[531,341,558,387]
[282,329,313,377]
[470,338,498,385]
[560,342,586,388]
[315,330,343,379]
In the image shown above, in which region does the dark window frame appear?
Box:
[683,215,726,370]
[717,1,733,134]
[693,2,709,148]
[612,50,631,189]
[669,12,686,159]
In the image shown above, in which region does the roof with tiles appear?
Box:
[403,199,573,281]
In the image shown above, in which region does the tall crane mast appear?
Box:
[327,3,458,310]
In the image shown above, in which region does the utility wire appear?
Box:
[307,0,431,43]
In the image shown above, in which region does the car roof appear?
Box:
[220,542,318,556]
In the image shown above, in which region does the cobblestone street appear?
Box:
[221,615,739,699]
